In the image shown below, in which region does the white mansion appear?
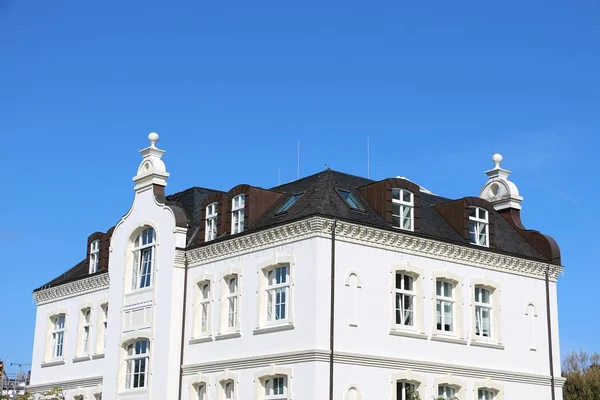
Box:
[28,134,564,399]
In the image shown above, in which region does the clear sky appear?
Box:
[1,0,598,375]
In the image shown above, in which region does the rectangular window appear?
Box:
[336,188,364,211]
[196,383,206,400]
[51,314,66,359]
[436,280,454,332]
[265,376,287,399]
[278,193,303,213]
[205,202,218,242]
[438,385,456,400]
[475,287,492,338]
[198,282,211,335]
[469,207,489,246]
[125,339,150,389]
[395,273,415,327]
[266,265,289,323]
[224,380,234,399]
[226,276,239,329]
[392,189,414,231]
[231,195,245,234]
[102,303,108,351]
[90,240,100,274]
[132,228,155,290]
[396,381,415,400]
[81,308,91,354]
[478,389,494,400]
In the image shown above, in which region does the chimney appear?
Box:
[133,132,170,192]
[479,153,523,211]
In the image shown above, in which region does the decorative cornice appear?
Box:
[33,273,110,305]
[186,217,562,281]
[27,376,103,393]
[182,349,565,387]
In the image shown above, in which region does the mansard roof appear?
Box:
[34,168,557,292]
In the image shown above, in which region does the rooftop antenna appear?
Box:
[367,136,370,179]
[277,168,280,186]
[297,140,300,180]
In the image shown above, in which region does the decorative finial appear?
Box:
[492,153,503,168]
[148,132,159,148]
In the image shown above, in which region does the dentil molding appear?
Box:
[34,273,109,305]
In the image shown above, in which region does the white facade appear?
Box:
[29,136,564,399]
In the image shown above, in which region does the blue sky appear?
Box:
[1,1,598,374]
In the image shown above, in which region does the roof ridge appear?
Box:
[166,186,224,198]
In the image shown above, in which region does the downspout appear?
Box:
[546,266,556,400]
[178,253,190,400]
[329,219,337,400]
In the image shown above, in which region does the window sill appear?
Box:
[72,355,91,363]
[431,334,467,345]
[91,353,105,359]
[41,360,65,368]
[215,331,241,341]
[189,336,213,344]
[125,286,153,297]
[253,322,295,335]
[470,340,504,350]
[118,388,147,396]
[389,328,428,340]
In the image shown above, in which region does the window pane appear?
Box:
[402,190,412,203]
[404,275,413,291]
[392,188,400,200]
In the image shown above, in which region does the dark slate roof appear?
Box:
[35,169,548,292]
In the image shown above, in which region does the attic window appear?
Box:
[336,189,364,211]
[89,240,100,274]
[277,193,304,213]
[469,207,489,247]
[392,188,414,231]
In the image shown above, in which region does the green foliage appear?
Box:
[563,350,600,400]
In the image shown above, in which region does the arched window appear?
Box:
[392,189,414,231]
[345,272,361,327]
[89,240,100,273]
[205,202,218,242]
[125,339,150,389]
[469,207,489,247]
[131,227,156,290]
[195,280,212,338]
[526,303,537,350]
[256,365,292,400]
[231,195,245,234]
[346,386,360,400]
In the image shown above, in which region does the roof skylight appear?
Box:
[278,192,304,213]
[336,189,364,211]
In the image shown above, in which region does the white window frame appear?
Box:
[391,371,424,400]
[97,302,108,354]
[255,365,293,400]
[471,279,502,347]
[436,279,455,334]
[124,339,150,390]
[50,313,66,360]
[433,375,465,400]
[390,263,425,338]
[231,194,245,234]
[194,278,212,339]
[474,379,504,400]
[89,239,100,274]
[256,255,295,332]
[392,188,414,231]
[344,385,361,400]
[475,286,492,339]
[218,267,242,337]
[344,271,362,327]
[431,272,464,341]
[469,207,489,247]
[77,306,92,357]
[131,227,156,291]
[265,265,290,324]
[216,370,238,400]
[205,202,218,242]
[188,373,211,400]
[395,272,416,328]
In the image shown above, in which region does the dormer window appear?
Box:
[89,240,100,274]
[205,202,218,242]
[232,195,245,234]
[336,189,364,211]
[469,207,489,247]
[392,188,414,231]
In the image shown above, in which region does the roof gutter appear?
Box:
[329,219,337,400]
[178,253,190,400]
[546,266,556,400]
